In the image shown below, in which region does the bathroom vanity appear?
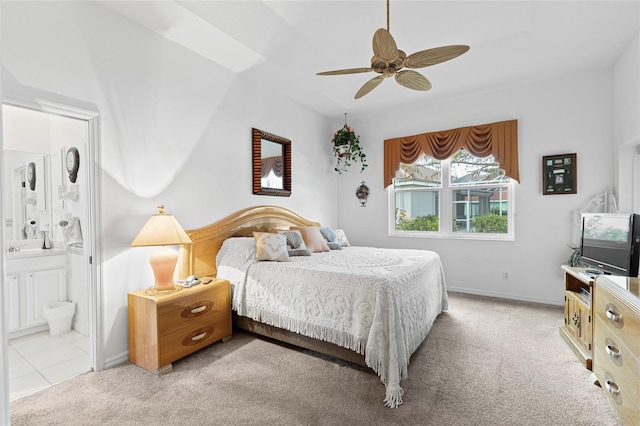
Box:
[4,247,66,338]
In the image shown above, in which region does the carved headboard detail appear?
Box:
[178,205,320,279]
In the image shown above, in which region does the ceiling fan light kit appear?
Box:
[317,0,469,99]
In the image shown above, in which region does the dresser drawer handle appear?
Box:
[191,306,207,314]
[605,309,622,323]
[191,332,207,341]
[605,380,620,396]
[605,344,621,360]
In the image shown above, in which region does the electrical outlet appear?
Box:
[503,272,509,280]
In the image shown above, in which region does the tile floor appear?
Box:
[8,330,91,401]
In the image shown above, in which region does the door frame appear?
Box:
[1,93,103,370]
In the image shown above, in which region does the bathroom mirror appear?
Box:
[252,128,291,196]
[2,150,48,240]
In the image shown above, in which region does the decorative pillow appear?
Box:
[319,227,342,250]
[289,226,330,253]
[277,230,311,256]
[333,229,351,247]
[253,232,290,262]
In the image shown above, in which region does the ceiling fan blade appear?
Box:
[404,45,470,69]
[355,75,385,99]
[372,28,398,63]
[317,67,373,76]
[395,70,432,91]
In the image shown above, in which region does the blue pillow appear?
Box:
[319,227,342,250]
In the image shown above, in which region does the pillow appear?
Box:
[319,227,342,250]
[289,226,330,253]
[277,230,311,256]
[253,232,289,262]
[333,229,351,247]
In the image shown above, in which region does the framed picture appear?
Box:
[542,153,576,195]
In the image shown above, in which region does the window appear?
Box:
[389,149,515,240]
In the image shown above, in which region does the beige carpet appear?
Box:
[10,292,620,426]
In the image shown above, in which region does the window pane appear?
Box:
[452,187,509,233]
[450,149,508,186]
[395,191,440,231]
[394,157,442,188]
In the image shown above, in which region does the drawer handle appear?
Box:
[191,306,207,314]
[605,344,621,360]
[191,332,207,341]
[606,309,622,323]
[605,380,620,396]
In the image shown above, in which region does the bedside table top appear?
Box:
[128,277,228,303]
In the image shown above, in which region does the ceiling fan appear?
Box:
[316,0,470,99]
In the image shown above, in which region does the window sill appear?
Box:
[389,231,515,242]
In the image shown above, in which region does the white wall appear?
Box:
[613,33,640,212]
[337,68,615,305]
[1,2,337,365]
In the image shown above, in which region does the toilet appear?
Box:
[43,301,76,336]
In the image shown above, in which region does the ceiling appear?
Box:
[98,1,639,118]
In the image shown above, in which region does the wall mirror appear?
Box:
[252,128,291,196]
[2,150,47,240]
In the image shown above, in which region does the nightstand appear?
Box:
[127,278,232,374]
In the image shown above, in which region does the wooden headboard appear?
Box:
[178,205,320,279]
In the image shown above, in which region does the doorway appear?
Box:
[1,96,101,401]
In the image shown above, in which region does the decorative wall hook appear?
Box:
[356,181,369,207]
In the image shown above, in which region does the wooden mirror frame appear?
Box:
[252,128,292,197]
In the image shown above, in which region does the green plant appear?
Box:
[395,208,439,231]
[566,244,582,267]
[472,214,508,233]
[332,125,367,174]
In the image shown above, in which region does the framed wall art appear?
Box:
[542,153,576,195]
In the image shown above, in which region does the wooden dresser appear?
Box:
[128,278,232,374]
[593,275,640,425]
[560,266,595,370]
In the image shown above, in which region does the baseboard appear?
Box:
[103,351,129,369]
[72,320,88,336]
[446,286,563,307]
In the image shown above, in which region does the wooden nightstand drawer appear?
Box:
[158,311,232,366]
[157,283,230,338]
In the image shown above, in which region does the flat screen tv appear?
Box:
[580,213,640,276]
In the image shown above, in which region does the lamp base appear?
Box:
[149,246,178,291]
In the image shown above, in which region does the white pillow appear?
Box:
[333,229,351,247]
[253,232,290,262]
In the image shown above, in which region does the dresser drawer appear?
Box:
[594,317,640,407]
[594,286,640,355]
[592,366,640,425]
[158,310,232,366]
[157,283,230,338]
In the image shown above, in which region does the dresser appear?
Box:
[593,275,640,425]
[560,265,595,370]
[128,279,232,374]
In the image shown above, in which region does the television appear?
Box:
[580,213,640,276]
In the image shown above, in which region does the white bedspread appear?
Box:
[216,238,447,407]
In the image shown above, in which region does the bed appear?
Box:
[178,205,447,407]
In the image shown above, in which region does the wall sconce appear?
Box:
[356,181,369,207]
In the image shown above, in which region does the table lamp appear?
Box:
[130,205,192,291]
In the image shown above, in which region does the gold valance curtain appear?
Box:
[383,119,519,188]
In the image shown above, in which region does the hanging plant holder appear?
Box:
[331,113,367,174]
